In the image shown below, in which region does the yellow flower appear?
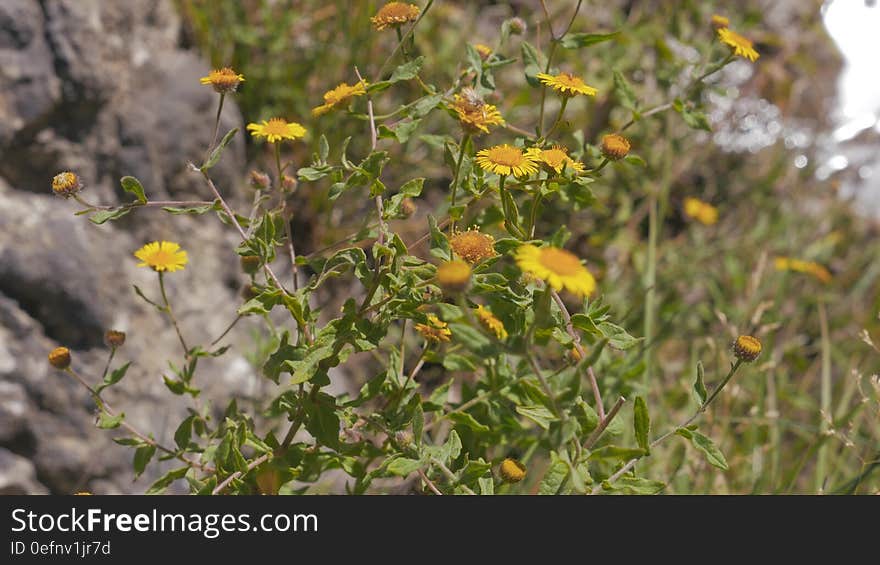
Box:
[51,171,83,197]
[499,458,526,483]
[371,2,420,31]
[312,80,369,117]
[711,14,730,30]
[527,146,585,174]
[536,72,598,97]
[515,244,596,298]
[733,335,762,362]
[773,257,832,284]
[476,144,540,177]
[134,241,188,273]
[449,90,505,135]
[600,134,631,161]
[415,314,452,343]
[48,346,71,370]
[246,118,306,143]
[474,43,493,59]
[683,197,719,226]
[475,305,507,340]
[717,27,759,62]
[450,229,497,263]
[436,260,471,292]
[199,67,245,94]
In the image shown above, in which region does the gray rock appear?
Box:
[0,447,48,495]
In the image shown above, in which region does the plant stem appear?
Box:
[205,93,225,162]
[448,134,471,237]
[551,291,605,419]
[817,300,832,492]
[643,192,658,391]
[158,272,189,356]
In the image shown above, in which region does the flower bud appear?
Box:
[733,335,762,362]
[400,197,417,218]
[506,17,527,35]
[249,170,271,190]
[51,171,83,197]
[499,457,527,483]
[48,346,71,370]
[435,260,471,293]
[240,255,262,275]
[281,174,298,193]
[104,330,126,348]
[600,134,631,161]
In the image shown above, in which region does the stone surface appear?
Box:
[0,0,255,494]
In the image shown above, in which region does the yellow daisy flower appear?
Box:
[476,144,540,177]
[475,305,508,340]
[527,146,585,174]
[134,241,188,273]
[515,244,596,298]
[199,67,245,94]
[414,314,452,343]
[246,118,306,143]
[711,14,730,30]
[449,91,505,135]
[717,27,759,62]
[312,80,369,117]
[536,72,598,97]
[51,171,83,197]
[683,197,719,226]
[371,2,420,31]
[733,335,762,362]
[773,257,832,284]
[449,229,497,263]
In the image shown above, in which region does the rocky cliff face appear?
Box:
[0,0,255,494]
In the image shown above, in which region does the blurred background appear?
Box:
[0,0,877,494]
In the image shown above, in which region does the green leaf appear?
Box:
[133,444,157,479]
[442,353,476,372]
[161,203,216,215]
[97,411,124,429]
[145,466,189,495]
[174,414,195,449]
[427,215,450,259]
[389,56,425,83]
[674,99,712,131]
[521,41,546,87]
[560,31,619,49]
[613,70,639,111]
[448,412,490,433]
[95,362,131,394]
[201,127,238,170]
[120,176,147,204]
[693,361,708,406]
[538,452,569,495]
[573,397,600,434]
[633,396,651,454]
[437,430,462,463]
[305,393,341,449]
[386,457,423,477]
[89,208,131,225]
[676,428,728,470]
[588,445,645,461]
[515,404,556,430]
[597,321,641,350]
[601,476,666,494]
[478,477,494,495]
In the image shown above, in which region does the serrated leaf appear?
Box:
[561,31,619,49]
[676,428,729,470]
[120,176,147,204]
[201,127,238,170]
[633,396,650,454]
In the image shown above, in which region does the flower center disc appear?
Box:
[489,147,524,167]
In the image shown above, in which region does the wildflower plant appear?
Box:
[48,5,785,495]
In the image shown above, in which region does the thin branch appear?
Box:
[551,291,605,419]
[212,452,271,495]
[418,469,443,495]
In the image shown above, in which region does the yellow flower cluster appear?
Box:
[683,197,719,226]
